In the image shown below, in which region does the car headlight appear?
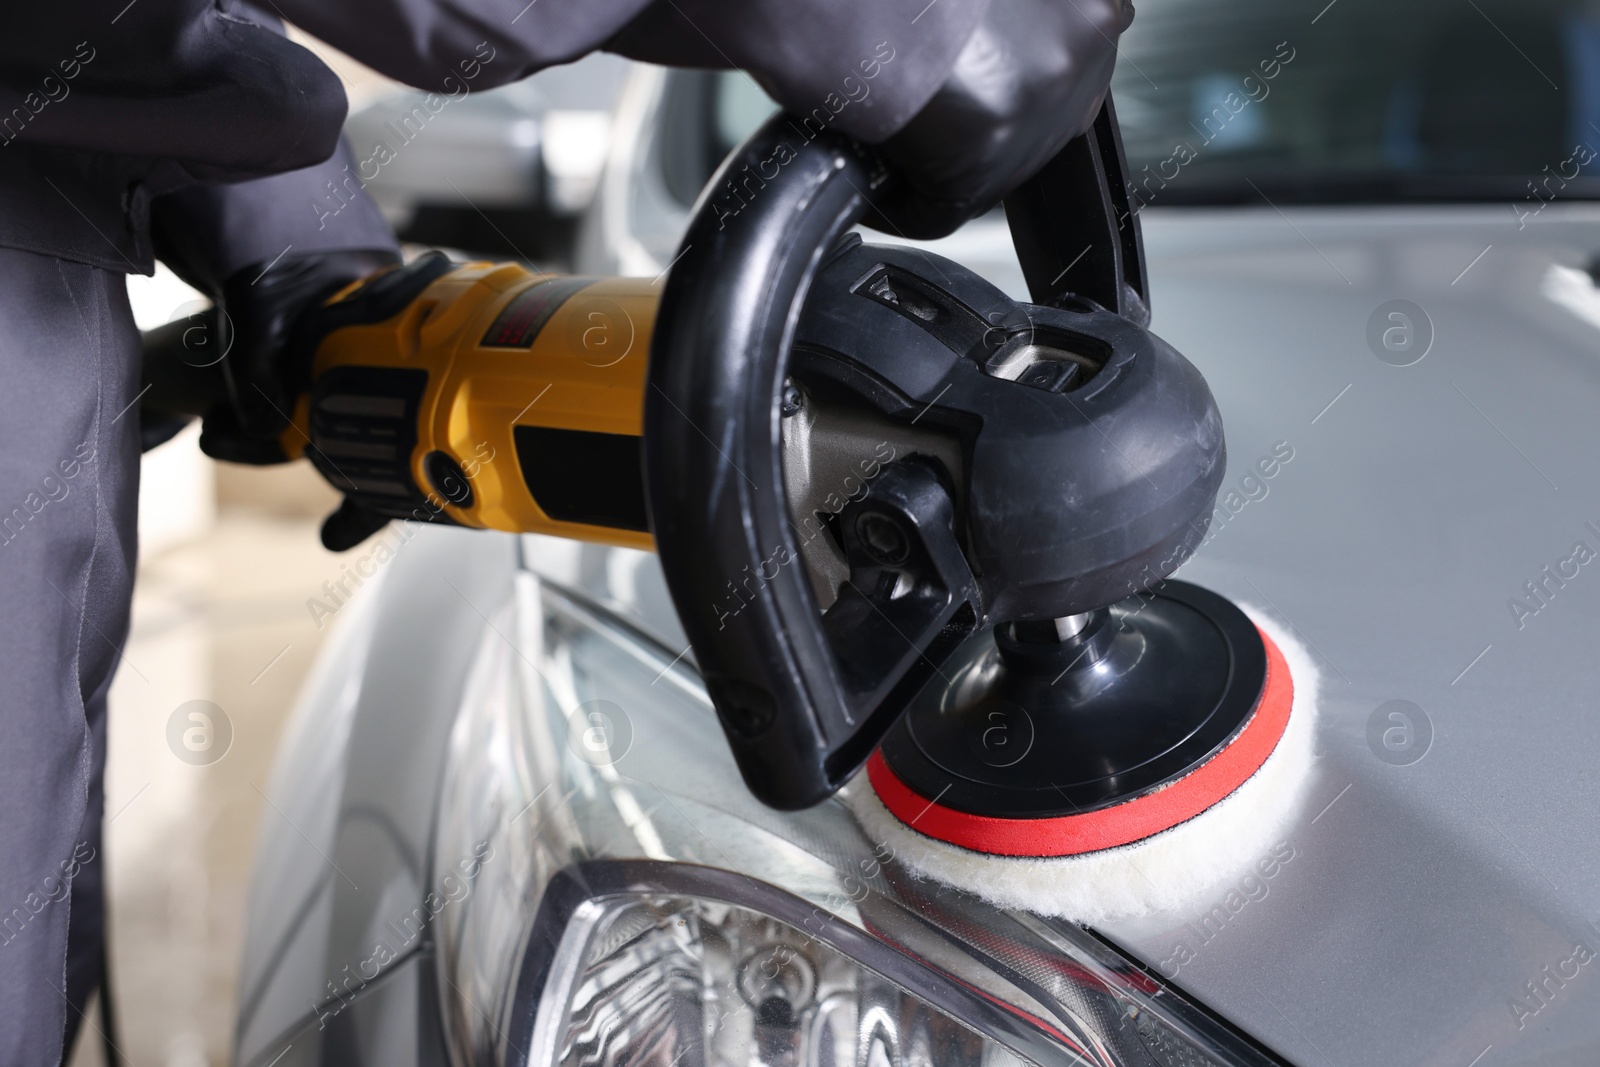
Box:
[430,556,1280,1067]
[522,868,1057,1067]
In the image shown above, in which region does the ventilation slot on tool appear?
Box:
[306,366,444,520]
[854,266,987,354]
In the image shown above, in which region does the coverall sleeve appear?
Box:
[146,3,402,293]
[150,138,400,293]
[0,0,346,182]
[271,0,990,144]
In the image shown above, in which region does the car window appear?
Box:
[1115,0,1600,202]
[716,73,781,153]
[696,0,1600,206]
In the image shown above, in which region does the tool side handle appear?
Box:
[645,117,893,810]
[1003,94,1150,324]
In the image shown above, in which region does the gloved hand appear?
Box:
[867,0,1133,239]
[141,250,465,551]
[198,248,402,464]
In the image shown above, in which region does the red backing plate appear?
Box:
[867,626,1294,857]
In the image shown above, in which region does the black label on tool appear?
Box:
[515,425,648,532]
[481,277,594,348]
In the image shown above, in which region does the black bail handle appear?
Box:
[645,116,885,811]
[1005,95,1149,323]
[645,100,1142,811]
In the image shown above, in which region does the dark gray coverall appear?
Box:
[0,0,983,1060]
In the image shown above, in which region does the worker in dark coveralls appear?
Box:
[0,0,1125,1059]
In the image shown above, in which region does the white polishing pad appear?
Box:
[844,607,1321,926]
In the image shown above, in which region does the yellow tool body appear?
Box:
[286,261,658,550]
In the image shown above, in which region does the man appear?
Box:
[0,0,1126,1060]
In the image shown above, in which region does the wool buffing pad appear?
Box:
[846,595,1317,925]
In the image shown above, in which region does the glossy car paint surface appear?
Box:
[236,528,515,1064]
[1108,205,1600,1064]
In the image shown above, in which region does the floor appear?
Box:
[69,465,346,1067]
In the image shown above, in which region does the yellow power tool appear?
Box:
[289,255,658,550]
[148,252,660,552]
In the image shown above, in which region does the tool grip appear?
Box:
[645,118,889,809]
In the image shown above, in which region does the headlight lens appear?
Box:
[432,560,1282,1067]
[530,887,1041,1067]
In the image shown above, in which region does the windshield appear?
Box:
[699,0,1600,206]
[1114,0,1600,202]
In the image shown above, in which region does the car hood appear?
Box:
[539,201,1600,1065]
[1101,202,1600,1066]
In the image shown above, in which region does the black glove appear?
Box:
[198,248,401,464]
[141,250,455,552]
[868,0,1133,239]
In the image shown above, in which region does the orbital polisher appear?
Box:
[143,102,1312,920]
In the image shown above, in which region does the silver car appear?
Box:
[235,2,1600,1063]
